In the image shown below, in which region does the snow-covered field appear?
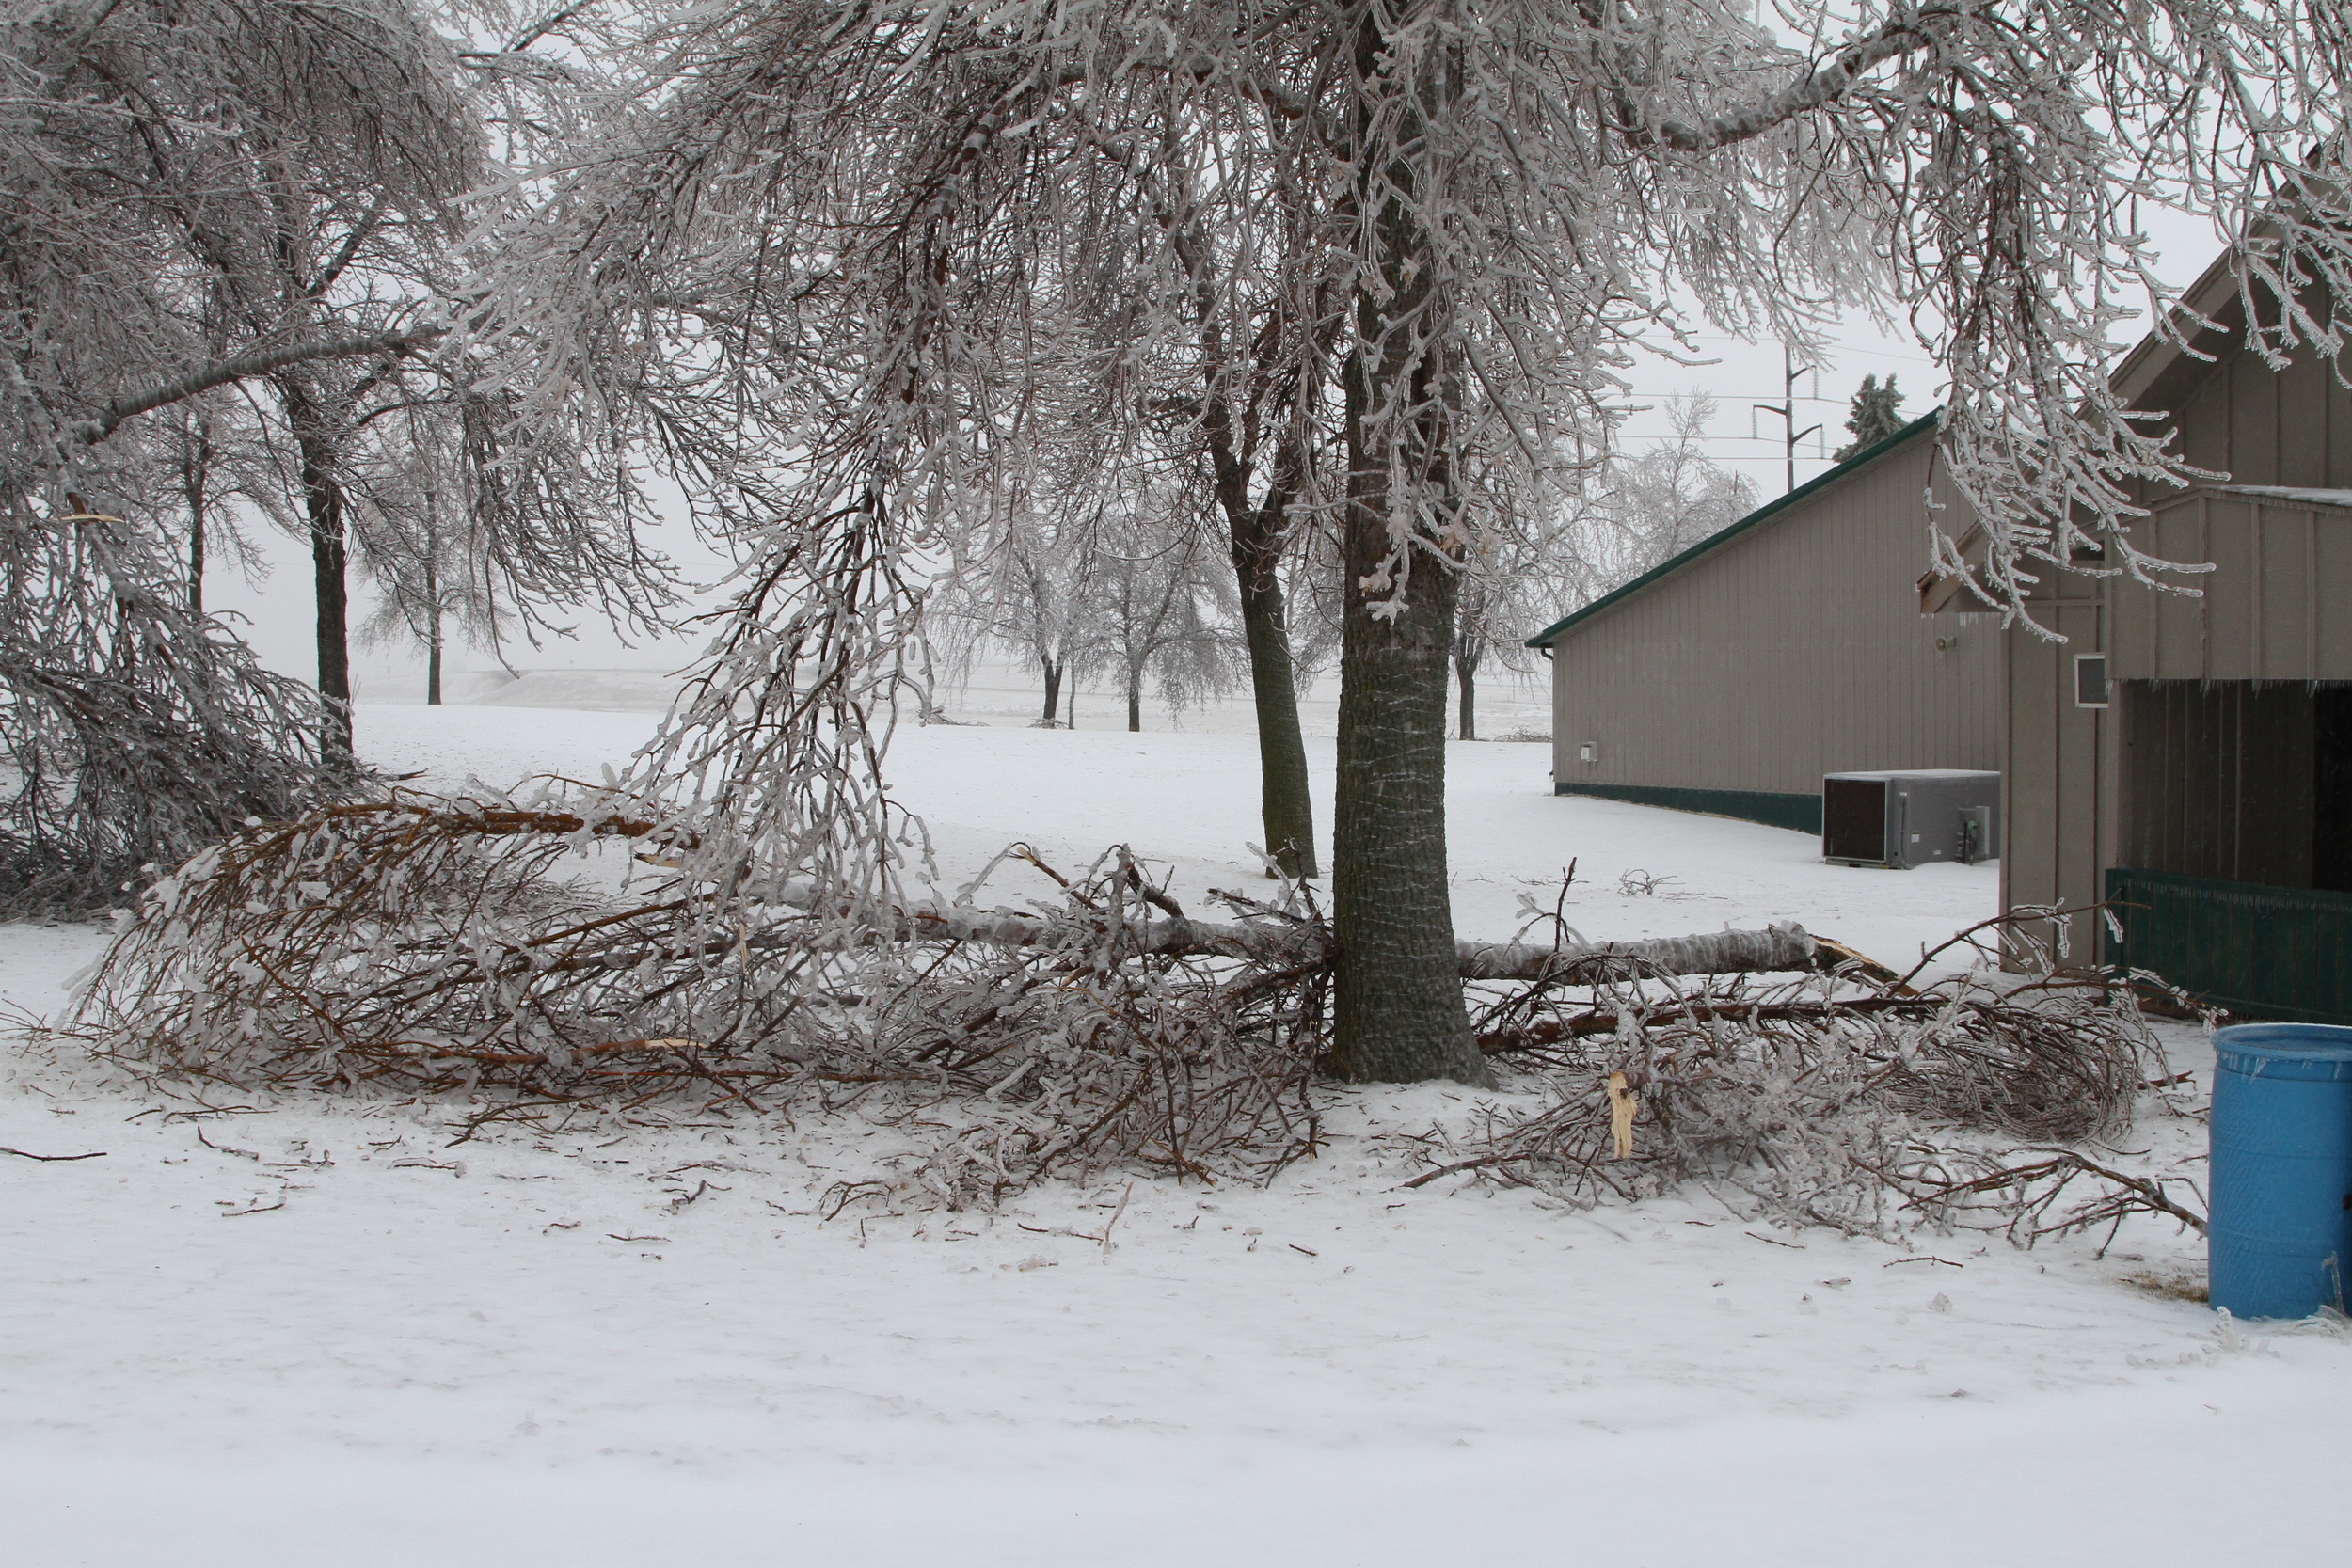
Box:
[5,704,2344,1566]
[363,654,1558,739]
[355,701,1995,973]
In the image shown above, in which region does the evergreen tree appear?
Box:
[1835,375,1908,461]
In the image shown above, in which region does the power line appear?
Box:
[1665,334,1939,366]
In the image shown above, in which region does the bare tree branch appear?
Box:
[72,326,447,449]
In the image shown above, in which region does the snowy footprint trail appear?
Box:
[5,705,2344,1564]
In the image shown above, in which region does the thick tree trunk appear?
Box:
[1455,654,1476,741]
[1041,656,1062,723]
[1127,670,1142,732]
[1329,16,1490,1086]
[1332,500,1487,1084]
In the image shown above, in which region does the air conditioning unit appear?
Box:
[1822,770,2000,869]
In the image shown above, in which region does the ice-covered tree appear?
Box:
[946,502,1106,727]
[0,0,677,905]
[174,2,670,765]
[155,391,295,616]
[469,0,2352,1086]
[1088,490,1241,733]
[1093,138,1343,872]
[0,0,478,906]
[1450,499,1582,743]
[1556,394,1761,598]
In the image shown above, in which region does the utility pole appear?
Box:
[1752,344,1822,494]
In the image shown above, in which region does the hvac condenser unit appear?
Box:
[1822,769,2000,869]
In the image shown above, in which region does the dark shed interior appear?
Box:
[2120,680,2352,893]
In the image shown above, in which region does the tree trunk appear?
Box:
[1329,19,1490,1087]
[1041,655,1062,723]
[1455,653,1476,741]
[187,496,205,616]
[1127,668,1142,732]
[1170,171,1323,880]
[1332,484,1486,1085]
[281,379,354,768]
[423,555,443,705]
[180,425,210,615]
[305,448,354,766]
[1229,505,1319,879]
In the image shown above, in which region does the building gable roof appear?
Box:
[1524,408,1942,648]
[2106,245,2251,417]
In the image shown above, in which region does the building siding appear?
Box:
[2108,494,2352,683]
[2001,274,2352,981]
[2000,586,2106,960]
[1544,428,1998,814]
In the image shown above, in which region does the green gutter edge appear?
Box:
[1524,408,1943,648]
[1552,781,1823,835]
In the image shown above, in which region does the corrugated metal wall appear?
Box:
[2168,336,2352,487]
[1999,587,2106,960]
[1546,432,1998,802]
[2110,495,2352,682]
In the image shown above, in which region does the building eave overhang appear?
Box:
[2149,483,2352,516]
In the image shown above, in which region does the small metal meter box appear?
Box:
[1822,769,2000,869]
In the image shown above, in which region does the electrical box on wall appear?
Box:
[1822,770,2001,869]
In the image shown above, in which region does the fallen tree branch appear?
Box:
[1454,923,1816,983]
[1480,990,1929,1055]
[1908,1150,2209,1242]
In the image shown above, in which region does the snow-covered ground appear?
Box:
[355,701,1996,974]
[5,704,2344,1567]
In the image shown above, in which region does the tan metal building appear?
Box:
[1927,252,2352,1020]
[1527,412,1999,833]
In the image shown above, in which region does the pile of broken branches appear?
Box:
[1426,911,2203,1242]
[53,789,2203,1236]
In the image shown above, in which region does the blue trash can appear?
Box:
[2209,1022,2352,1319]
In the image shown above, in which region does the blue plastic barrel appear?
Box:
[2208,1022,2352,1319]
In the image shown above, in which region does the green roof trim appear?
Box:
[1523,408,1943,648]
